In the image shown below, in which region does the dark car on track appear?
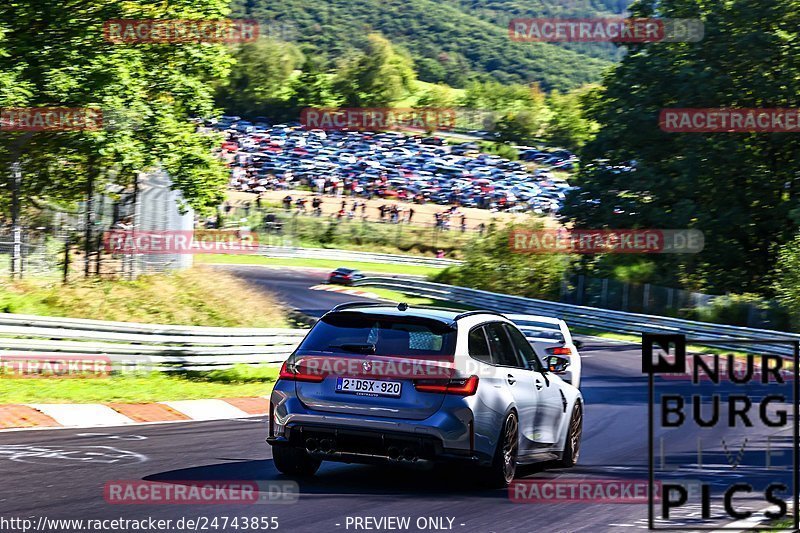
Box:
[328,268,365,286]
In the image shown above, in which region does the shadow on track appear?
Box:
[143,459,570,498]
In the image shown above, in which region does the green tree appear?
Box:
[434,223,570,300]
[545,85,600,152]
[0,0,235,214]
[415,84,455,108]
[332,33,416,107]
[773,234,800,328]
[220,37,303,116]
[561,0,800,295]
[289,56,339,109]
[461,80,543,112]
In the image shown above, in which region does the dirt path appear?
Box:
[227,190,556,230]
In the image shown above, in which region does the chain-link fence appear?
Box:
[0,228,68,278]
[2,170,195,281]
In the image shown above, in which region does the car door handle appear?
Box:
[535,379,543,390]
[507,374,516,385]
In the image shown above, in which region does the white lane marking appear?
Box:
[0,414,265,433]
[0,444,147,464]
[161,399,250,421]
[27,404,135,427]
[75,432,147,441]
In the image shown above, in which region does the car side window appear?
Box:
[468,326,492,363]
[504,324,544,372]
[484,322,524,368]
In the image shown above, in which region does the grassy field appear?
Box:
[195,254,442,277]
[0,366,279,404]
[0,267,289,327]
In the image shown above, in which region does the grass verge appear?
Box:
[0,365,279,404]
[0,267,288,327]
[196,254,441,277]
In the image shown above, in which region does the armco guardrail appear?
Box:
[354,278,799,356]
[0,313,307,371]
[259,246,461,268]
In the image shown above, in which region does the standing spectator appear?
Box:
[460,214,467,232]
[408,207,415,223]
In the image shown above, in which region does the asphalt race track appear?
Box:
[0,266,794,533]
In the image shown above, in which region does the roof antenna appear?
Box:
[397,302,409,311]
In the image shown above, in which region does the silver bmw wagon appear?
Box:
[267,302,583,487]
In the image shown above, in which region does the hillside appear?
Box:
[229,0,632,92]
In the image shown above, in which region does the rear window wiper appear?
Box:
[327,343,376,354]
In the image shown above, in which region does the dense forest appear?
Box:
[228,0,632,91]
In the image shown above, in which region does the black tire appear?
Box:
[272,446,322,477]
[484,411,519,488]
[559,401,583,468]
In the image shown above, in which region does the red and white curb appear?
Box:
[310,284,381,299]
[0,397,269,431]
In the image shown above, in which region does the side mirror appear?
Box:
[573,340,583,349]
[546,355,570,374]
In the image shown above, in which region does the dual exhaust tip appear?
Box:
[305,438,335,454]
[387,446,419,462]
[305,439,418,462]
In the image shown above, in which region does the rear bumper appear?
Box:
[267,424,485,466]
[268,383,493,466]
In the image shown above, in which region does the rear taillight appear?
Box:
[546,346,572,356]
[278,360,325,383]
[414,376,479,396]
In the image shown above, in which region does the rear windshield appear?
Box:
[297,314,456,358]
[512,320,560,331]
[518,327,564,343]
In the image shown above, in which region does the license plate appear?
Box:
[335,377,402,397]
